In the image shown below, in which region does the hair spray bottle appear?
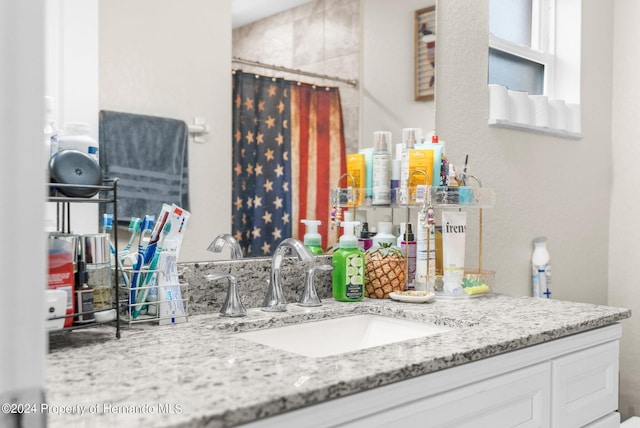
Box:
[532,237,552,298]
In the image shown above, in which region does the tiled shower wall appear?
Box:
[232,0,360,154]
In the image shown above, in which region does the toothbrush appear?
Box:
[132,221,171,319]
[143,209,170,265]
[101,213,130,289]
[121,217,141,262]
[129,215,155,310]
[136,209,169,313]
[101,213,113,235]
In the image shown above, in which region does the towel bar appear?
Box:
[188,117,209,143]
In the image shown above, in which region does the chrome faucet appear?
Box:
[207,233,243,259]
[299,264,334,307]
[262,238,314,312]
[205,272,247,317]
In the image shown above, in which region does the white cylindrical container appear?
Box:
[531,237,552,298]
[566,103,581,133]
[58,122,99,163]
[529,94,550,128]
[508,90,533,125]
[371,220,396,249]
[372,131,391,205]
[488,84,510,123]
[548,99,568,131]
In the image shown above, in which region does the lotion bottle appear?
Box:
[372,131,391,205]
[371,219,396,249]
[532,237,552,298]
[332,221,364,302]
[301,219,324,255]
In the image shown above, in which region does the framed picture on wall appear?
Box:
[415,6,437,101]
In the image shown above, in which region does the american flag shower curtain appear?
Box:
[232,70,346,257]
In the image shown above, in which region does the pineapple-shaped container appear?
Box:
[365,243,407,298]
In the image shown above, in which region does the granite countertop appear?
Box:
[46,294,630,428]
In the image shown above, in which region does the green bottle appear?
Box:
[301,219,324,255]
[332,221,365,302]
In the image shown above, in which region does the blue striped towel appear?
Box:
[99,110,189,221]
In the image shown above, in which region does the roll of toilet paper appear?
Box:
[566,103,581,133]
[529,95,550,128]
[508,90,533,125]
[488,84,510,123]
[548,99,568,131]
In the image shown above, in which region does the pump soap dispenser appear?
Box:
[332,221,365,302]
[301,219,324,255]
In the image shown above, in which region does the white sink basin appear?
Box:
[235,314,452,358]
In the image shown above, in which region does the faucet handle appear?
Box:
[205,272,247,317]
[299,264,333,307]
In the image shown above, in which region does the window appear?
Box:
[488,0,554,96]
[488,0,582,134]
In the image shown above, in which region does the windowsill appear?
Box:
[488,119,582,140]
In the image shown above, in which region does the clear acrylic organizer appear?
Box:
[331,176,496,299]
[331,186,496,209]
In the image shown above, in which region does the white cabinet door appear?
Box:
[552,341,619,428]
[346,362,551,428]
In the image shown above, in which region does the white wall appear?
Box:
[361,0,436,153]
[434,0,639,420]
[432,0,611,304]
[609,0,640,419]
[0,1,47,426]
[99,0,232,262]
[45,0,99,235]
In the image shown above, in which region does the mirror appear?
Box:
[232,0,361,154]
[95,0,435,261]
[230,0,436,258]
[232,0,437,156]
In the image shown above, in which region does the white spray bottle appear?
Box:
[399,128,420,205]
[532,237,552,298]
[372,131,391,205]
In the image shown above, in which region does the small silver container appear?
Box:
[81,233,112,310]
[81,233,111,265]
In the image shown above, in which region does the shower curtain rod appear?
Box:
[232,57,358,88]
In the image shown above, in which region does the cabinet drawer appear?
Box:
[347,362,551,428]
[583,412,621,428]
[552,341,619,428]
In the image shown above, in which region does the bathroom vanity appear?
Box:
[46,292,629,428]
[241,317,622,428]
